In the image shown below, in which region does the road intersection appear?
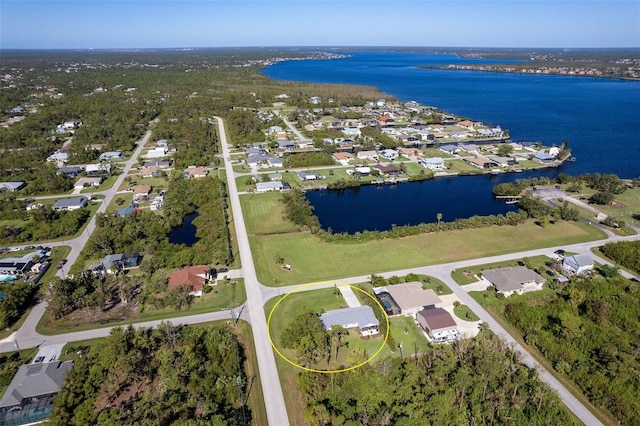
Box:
[2,119,639,425]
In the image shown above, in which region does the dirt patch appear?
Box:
[608,201,627,208]
[50,303,141,329]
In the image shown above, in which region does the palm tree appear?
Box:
[436,212,443,230]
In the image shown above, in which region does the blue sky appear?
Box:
[2,1,639,49]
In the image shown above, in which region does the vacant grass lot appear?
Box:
[451,254,556,285]
[243,192,606,285]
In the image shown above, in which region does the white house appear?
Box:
[563,254,595,275]
[357,150,379,161]
[379,149,399,160]
[256,181,284,193]
[320,306,379,337]
[419,157,445,171]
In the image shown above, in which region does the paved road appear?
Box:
[215,117,290,426]
[4,119,639,425]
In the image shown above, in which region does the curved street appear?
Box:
[2,118,639,425]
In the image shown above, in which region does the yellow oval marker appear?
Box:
[267,282,389,374]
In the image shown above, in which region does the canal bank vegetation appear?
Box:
[470,272,640,426]
[50,323,255,426]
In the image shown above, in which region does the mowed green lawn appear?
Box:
[242,192,606,286]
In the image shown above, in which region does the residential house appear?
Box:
[132,184,152,201]
[379,149,399,160]
[0,259,34,276]
[332,152,354,165]
[465,157,496,169]
[346,167,371,177]
[256,181,284,193]
[449,131,468,140]
[373,282,442,317]
[416,308,459,342]
[99,151,122,162]
[419,157,445,171]
[398,147,421,160]
[143,146,168,158]
[458,143,479,154]
[56,166,85,178]
[246,153,270,167]
[357,150,379,162]
[182,166,208,178]
[144,159,171,169]
[0,181,26,192]
[277,140,295,150]
[439,144,460,155]
[481,266,546,297]
[491,156,517,167]
[52,197,88,211]
[168,265,215,297]
[267,157,283,168]
[140,166,163,178]
[373,164,401,175]
[46,152,69,164]
[457,120,474,130]
[150,196,164,211]
[268,172,282,180]
[85,163,111,175]
[534,152,555,163]
[0,361,73,425]
[563,254,595,275]
[297,171,320,181]
[101,253,142,274]
[74,177,102,189]
[320,306,380,337]
[342,127,361,137]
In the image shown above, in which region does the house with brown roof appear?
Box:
[465,157,496,169]
[132,184,152,201]
[167,265,215,297]
[373,164,402,176]
[416,308,459,342]
[140,166,162,178]
[398,147,421,160]
[332,152,354,165]
[182,166,208,179]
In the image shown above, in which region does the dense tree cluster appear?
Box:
[0,281,37,329]
[501,274,640,424]
[280,189,320,229]
[1,204,90,245]
[599,240,640,274]
[281,311,332,368]
[50,323,250,425]
[297,332,577,425]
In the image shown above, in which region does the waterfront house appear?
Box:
[373,164,401,175]
[491,156,517,167]
[419,157,445,171]
[440,144,460,155]
[534,152,555,163]
[465,157,496,169]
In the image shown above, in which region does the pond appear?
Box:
[305,168,564,234]
[168,212,200,246]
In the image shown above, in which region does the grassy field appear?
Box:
[36,279,247,335]
[242,192,606,286]
[580,186,640,228]
[454,304,480,321]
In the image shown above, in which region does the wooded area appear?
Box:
[296,332,578,425]
[50,323,251,425]
[500,274,640,424]
[598,240,640,274]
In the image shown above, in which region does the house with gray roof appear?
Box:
[320,306,379,337]
[52,197,88,211]
[0,181,26,192]
[481,266,546,297]
[0,361,73,424]
[563,254,594,275]
[256,181,284,193]
[101,253,142,273]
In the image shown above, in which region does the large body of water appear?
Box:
[262,51,640,232]
[263,51,639,178]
